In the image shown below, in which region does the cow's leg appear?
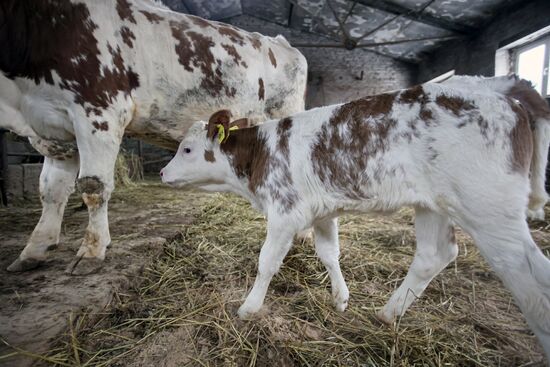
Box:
[313,217,349,312]
[65,119,125,275]
[7,156,79,272]
[377,207,458,323]
[238,221,295,319]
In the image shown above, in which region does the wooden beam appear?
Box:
[353,0,476,34]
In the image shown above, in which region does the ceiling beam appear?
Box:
[353,0,476,34]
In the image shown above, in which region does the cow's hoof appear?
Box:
[65,256,103,275]
[6,258,43,272]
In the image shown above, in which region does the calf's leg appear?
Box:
[462,216,550,362]
[377,207,458,323]
[313,217,349,312]
[238,222,295,319]
[8,156,79,271]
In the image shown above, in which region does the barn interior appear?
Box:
[1,0,550,366]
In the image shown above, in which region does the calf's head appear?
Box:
[161,110,249,188]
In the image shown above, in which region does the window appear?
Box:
[514,37,550,97]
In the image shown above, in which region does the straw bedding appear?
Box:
[38,192,549,366]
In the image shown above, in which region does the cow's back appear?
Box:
[116,0,307,149]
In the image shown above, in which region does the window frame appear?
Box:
[513,35,550,97]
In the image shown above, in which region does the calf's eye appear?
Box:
[183,148,191,154]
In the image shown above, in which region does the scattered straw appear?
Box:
[114,151,143,188]
[24,194,550,365]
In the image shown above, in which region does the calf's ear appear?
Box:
[206,110,232,141]
[229,118,249,129]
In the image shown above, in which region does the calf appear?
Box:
[162,75,550,360]
[0,0,306,274]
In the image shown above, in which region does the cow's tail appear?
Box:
[503,76,550,219]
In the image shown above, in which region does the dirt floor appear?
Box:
[0,180,209,367]
[1,180,550,366]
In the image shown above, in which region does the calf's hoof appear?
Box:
[65,256,104,275]
[295,228,313,242]
[7,257,43,272]
[375,309,395,325]
[237,304,262,320]
[527,208,545,221]
[333,298,349,312]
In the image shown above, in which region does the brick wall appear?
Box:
[417,0,550,82]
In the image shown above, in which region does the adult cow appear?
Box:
[0,0,307,274]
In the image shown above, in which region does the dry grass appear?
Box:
[32,193,550,366]
[114,151,144,187]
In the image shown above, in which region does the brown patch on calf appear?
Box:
[139,10,164,24]
[220,118,297,211]
[230,118,250,129]
[207,110,232,141]
[398,85,433,124]
[398,85,425,104]
[269,117,298,211]
[277,117,292,157]
[508,78,550,122]
[220,126,270,193]
[268,48,277,68]
[435,95,475,116]
[508,100,533,174]
[419,108,433,121]
[204,150,215,162]
[311,92,398,198]
[222,44,242,65]
[120,26,135,48]
[258,78,265,101]
[92,121,109,131]
[116,0,136,24]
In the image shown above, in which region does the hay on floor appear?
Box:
[114,151,144,188]
[36,193,547,366]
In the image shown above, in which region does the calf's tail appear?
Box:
[504,77,550,219]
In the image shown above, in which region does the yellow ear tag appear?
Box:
[216,124,239,144]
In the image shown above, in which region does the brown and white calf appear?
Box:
[0,0,307,274]
[161,75,550,360]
